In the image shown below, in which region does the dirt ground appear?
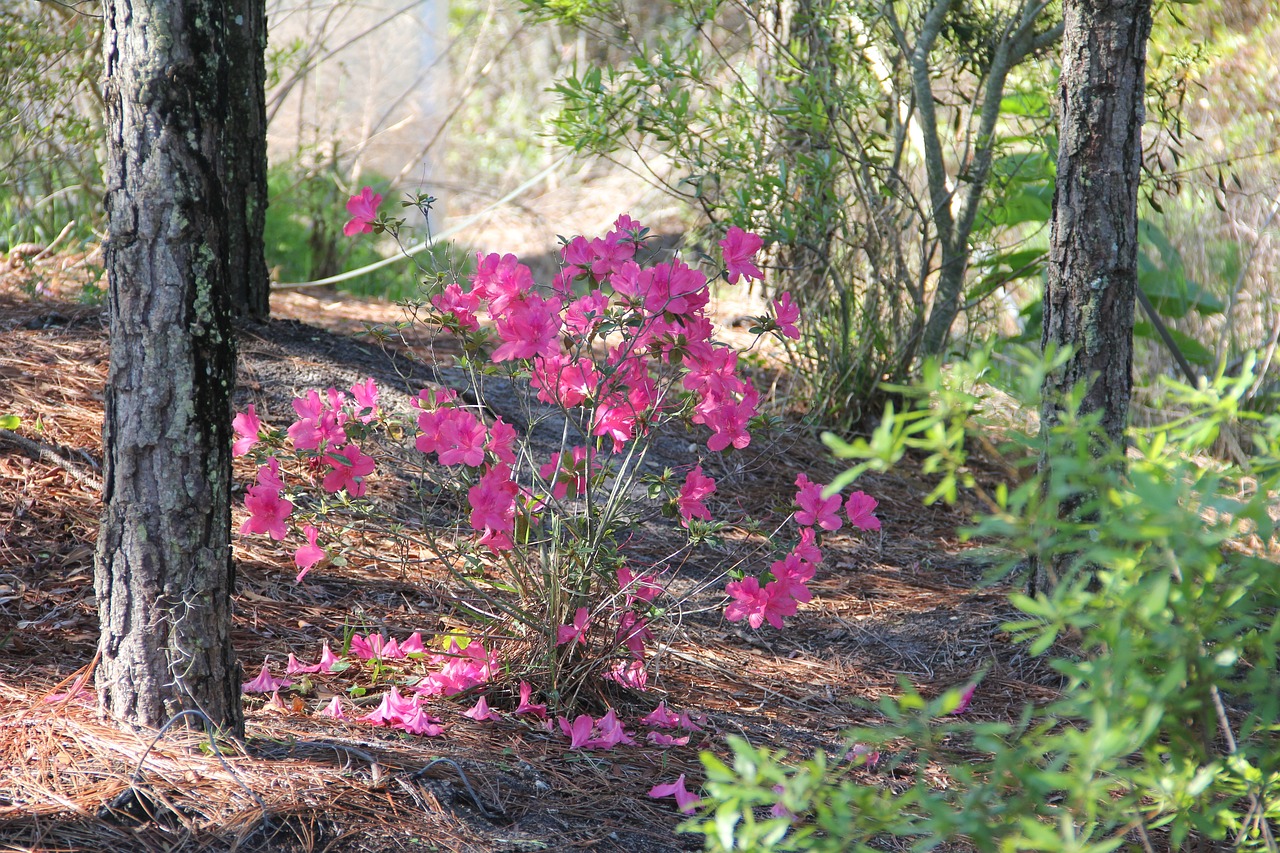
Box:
[0,260,1047,852]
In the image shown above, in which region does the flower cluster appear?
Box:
[724,475,880,630]
[233,200,882,711]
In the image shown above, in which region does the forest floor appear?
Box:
[0,257,1053,852]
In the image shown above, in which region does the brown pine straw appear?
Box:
[3,267,1059,851]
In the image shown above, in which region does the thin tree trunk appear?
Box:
[1033,0,1152,593]
[223,0,271,319]
[96,0,243,736]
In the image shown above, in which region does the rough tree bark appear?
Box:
[223,0,271,319]
[96,0,244,735]
[1034,0,1153,592]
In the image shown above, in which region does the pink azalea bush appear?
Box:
[232,200,879,711]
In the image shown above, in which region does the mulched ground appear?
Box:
[0,260,1046,852]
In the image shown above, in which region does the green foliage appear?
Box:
[265,163,469,302]
[0,4,103,252]
[542,0,1062,428]
[693,353,1280,851]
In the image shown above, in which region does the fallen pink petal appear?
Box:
[463,695,502,721]
[648,774,700,813]
[242,661,291,694]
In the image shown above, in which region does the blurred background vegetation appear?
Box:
[2,0,1277,425]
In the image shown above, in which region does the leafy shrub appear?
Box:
[691,353,1280,851]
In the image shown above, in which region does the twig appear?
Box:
[131,710,265,813]
[409,757,503,820]
[0,428,103,492]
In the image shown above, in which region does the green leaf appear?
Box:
[0,415,18,430]
[1132,322,1214,366]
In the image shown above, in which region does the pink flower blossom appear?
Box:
[487,417,517,465]
[845,743,881,767]
[362,685,419,725]
[242,661,291,694]
[416,640,498,696]
[771,291,801,339]
[647,731,690,747]
[952,682,977,715]
[846,491,882,531]
[794,527,822,564]
[617,566,662,606]
[559,714,595,749]
[232,404,262,456]
[321,443,376,495]
[615,612,652,657]
[719,227,764,284]
[677,465,716,526]
[432,283,481,331]
[471,252,536,317]
[343,186,382,236]
[641,701,680,729]
[539,446,591,500]
[724,577,797,629]
[604,659,649,690]
[395,705,445,736]
[288,389,347,450]
[285,652,322,675]
[588,709,635,748]
[463,696,502,721]
[294,525,326,582]
[648,774,700,813]
[349,378,380,422]
[491,294,563,362]
[400,631,426,656]
[241,484,293,540]
[563,290,610,335]
[556,606,591,646]
[515,681,547,719]
[794,473,842,531]
[770,551,815,604]
[468,464,518,551]
[316,641,342,672]
[435,410,488,467]
[320,696,347,719]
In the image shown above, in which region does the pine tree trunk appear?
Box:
[1034,0,1152,593]
[96,0,244,736]
[223,0,271,319]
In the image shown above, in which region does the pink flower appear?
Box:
[432,283,481,331]
[400,631,426,656]
[288,390,347,450]
[320,696,347,720]
[321,443,376,496]
[771,784,797,821]
[845,743,881,767]
[846,491,882,531]
[514,681,547,719]
[646,731,689,748]
[471,252,535,317]
[468,464,518,551]
[556,606,591,646]
[395,705,445,736]
[241,485,293,540]
[770,551,815,604]
[952,682,978,715]
[615,612,652,657]
[242,661,291,694]
[463,696,502,721]
[771,291,801,339]
[349,378,380,422]
[491,294,563,362]
[605,659,649,691]
[316,641,342,672]
[487,418,517,465]
[343,186,382,236]
[588,709,635,748]
[232,404,261,456]
[617,565,662,606]
[794,473,842,531]
[794,527,822,564]
[362,685,419,725]
[724,577,797,629]
[294,525,326,582]
[677,465,716,526]
[435,410,488,467]
[641,701,680,729]
[648,774,700,814]
[285,652,322,675]
[563,290,610,335]
[559,714,595,749]
[719,227,764,284]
